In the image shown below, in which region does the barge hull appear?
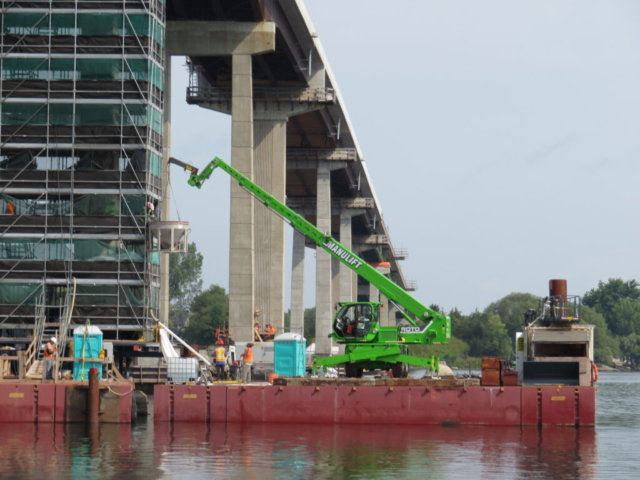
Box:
[154,385,596,427]
[0,382,132,423]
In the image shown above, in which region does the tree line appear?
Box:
[170,243,640,367]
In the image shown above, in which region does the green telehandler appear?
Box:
[170,156,451,377]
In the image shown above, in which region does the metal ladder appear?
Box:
[32,292,48,360]
[56,280,76,359]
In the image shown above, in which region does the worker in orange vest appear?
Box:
[241,343,254,383]
[214,339,227,381]
[264,324,276,341]
[346,320,356,335]
[5,202,15,215]
[43,337,57,380]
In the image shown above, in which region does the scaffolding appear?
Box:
[0,0,166,341]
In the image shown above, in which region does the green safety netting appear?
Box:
[125,59,164,90]
[149,252,160,265]
[1,193,145,216]
[74,194,147,216]
[151,285,159,309]
[1,103,163,134]
[0,283,153,307]
[2,13,164,47]
[0,284,43,305]
[149,152,162,177]
[1,57,164,90]
[0,238,145,262]
[75,284,144,307]
[0,103,71,126]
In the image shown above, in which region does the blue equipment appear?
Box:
[72,325,103,381]
[274,333,306,377]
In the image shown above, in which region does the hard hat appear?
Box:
[51,337,57,343]
[217,339,224,345]
[146,202,154,211]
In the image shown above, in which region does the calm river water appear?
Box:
[0,371,638,480]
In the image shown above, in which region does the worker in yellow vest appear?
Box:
[214,340,227,381]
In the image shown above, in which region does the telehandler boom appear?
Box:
[170,156,451,377]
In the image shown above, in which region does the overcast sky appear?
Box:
[169,0,640,314]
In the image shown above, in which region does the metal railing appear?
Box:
[286,197,374,210]
[287,148,357,162]
[187,86,336,104]
[22,292,46,375]
[352,234,390,245]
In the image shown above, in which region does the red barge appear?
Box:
[154,382,596,427]
[154,279,597,428]
[0,380,132,424]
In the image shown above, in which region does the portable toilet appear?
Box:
[274,333,306,377]
[72,325,104,381]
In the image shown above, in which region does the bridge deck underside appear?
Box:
[168,0,406,283]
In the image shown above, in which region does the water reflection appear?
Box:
[32,368,640,480]
[152,423,597,480]
[0,423,162,480]
[0,421,598,480]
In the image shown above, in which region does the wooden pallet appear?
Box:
[25,360,44,379]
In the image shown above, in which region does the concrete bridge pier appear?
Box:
[229,53,257,343]
[388,303,400,326]
[370,264,391,326]
[253,111,287,337]
[160,48,172,325]
[314,160,357,356]
[289,229,306,336]
[339,210,361,304]
[252,94,334,336]
[165,20,277,342]
[315,161,333,356]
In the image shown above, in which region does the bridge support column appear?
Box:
[253,112,287,334]
[229,54,256,342]
[380,296,390,326]
[290,229,306,336]
[369,283,379,305]
[388,303,399,326]
[315,161,333,356]
[339,211,357,303]
[370,264,391,326]
[166,21,276,342]
[160,49,172,325]
[251,100,335,338]
[332,256,340,310]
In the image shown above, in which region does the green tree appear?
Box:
[182,284,228,344]
[619,333,640,367]
[428,304,442,313]
[412,336,470,366]
[610,299,640,337]
[583,278,640,335]
[469,313,511,357]
[454,310,483,350]
[169,242,203,325]
[451,293,538,359]
[580,304,619,365]
[304,307,316,343]
[483,293,540,340]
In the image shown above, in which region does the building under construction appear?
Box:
[0,0,167,352]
